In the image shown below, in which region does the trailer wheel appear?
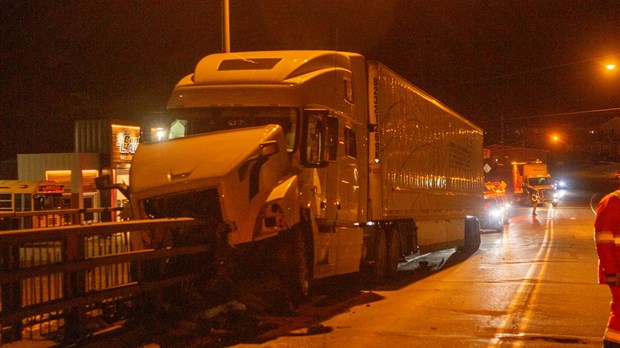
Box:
[458,217,481,254]
[372,228,388,279]
[386,227,401,277]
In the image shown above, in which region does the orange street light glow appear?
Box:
[606,64,617,70]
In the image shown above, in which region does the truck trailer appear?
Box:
[126,51,484,303]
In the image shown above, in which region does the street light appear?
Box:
[602,56,617,75]
[497,55,619,144]
[549,132,572,145]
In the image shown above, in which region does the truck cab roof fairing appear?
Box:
[191,51,362,85]
[168,51,360,115]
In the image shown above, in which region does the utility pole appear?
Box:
[221,0,230,53]
[500,114,505,145]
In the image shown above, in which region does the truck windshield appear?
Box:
[165,107,298,152]
[528,177,552,186]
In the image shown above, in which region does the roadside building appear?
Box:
[11,119,139,213]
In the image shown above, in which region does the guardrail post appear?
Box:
[133,227,166,321]
[1,243,22,343]
[63,230,86,343]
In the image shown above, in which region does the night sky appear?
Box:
[1,0,619,162]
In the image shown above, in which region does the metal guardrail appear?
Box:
[0,217,211,345]
[0,207,124,230]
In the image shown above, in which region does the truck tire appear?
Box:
[386,226,401,277]
[372,228,388,279]
[458,217,481,254]
[279,227,310,307]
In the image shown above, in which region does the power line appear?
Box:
[507,107,620,121]
[478,55,619,82]
[442,54,619,86]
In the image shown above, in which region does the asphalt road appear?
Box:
[92,171,620,347]
[210,204,605,348]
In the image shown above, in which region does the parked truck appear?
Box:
[512,160,558,207]
[121,51,484,303]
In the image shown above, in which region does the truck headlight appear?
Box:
[264,203,284,228]
[254,200,290,239]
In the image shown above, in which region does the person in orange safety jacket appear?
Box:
[595,185,620,348]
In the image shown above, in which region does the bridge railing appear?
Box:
[0,217,211,345]
[0,207,124,230]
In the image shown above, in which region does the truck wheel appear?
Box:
[386,227,400,277]
[471,218,481,251]
[279,227,310,306]
[372,228,388,279]
[458,217,481,254]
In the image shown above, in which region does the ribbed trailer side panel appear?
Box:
[367,62,484,226]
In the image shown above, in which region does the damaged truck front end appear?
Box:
[129,124,298,249]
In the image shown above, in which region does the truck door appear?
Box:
[302,110,364,277]
[301,110,339,222]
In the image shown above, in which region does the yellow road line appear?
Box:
[488,208,554,347]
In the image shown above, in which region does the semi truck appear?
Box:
[511,160,558,207]
[119,51,484,303]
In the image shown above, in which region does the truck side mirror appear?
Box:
[259,140,279,157]
[238,140,280,182]
[95,175,113,190]
[301,109,329,167]
[95,174,130,199]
